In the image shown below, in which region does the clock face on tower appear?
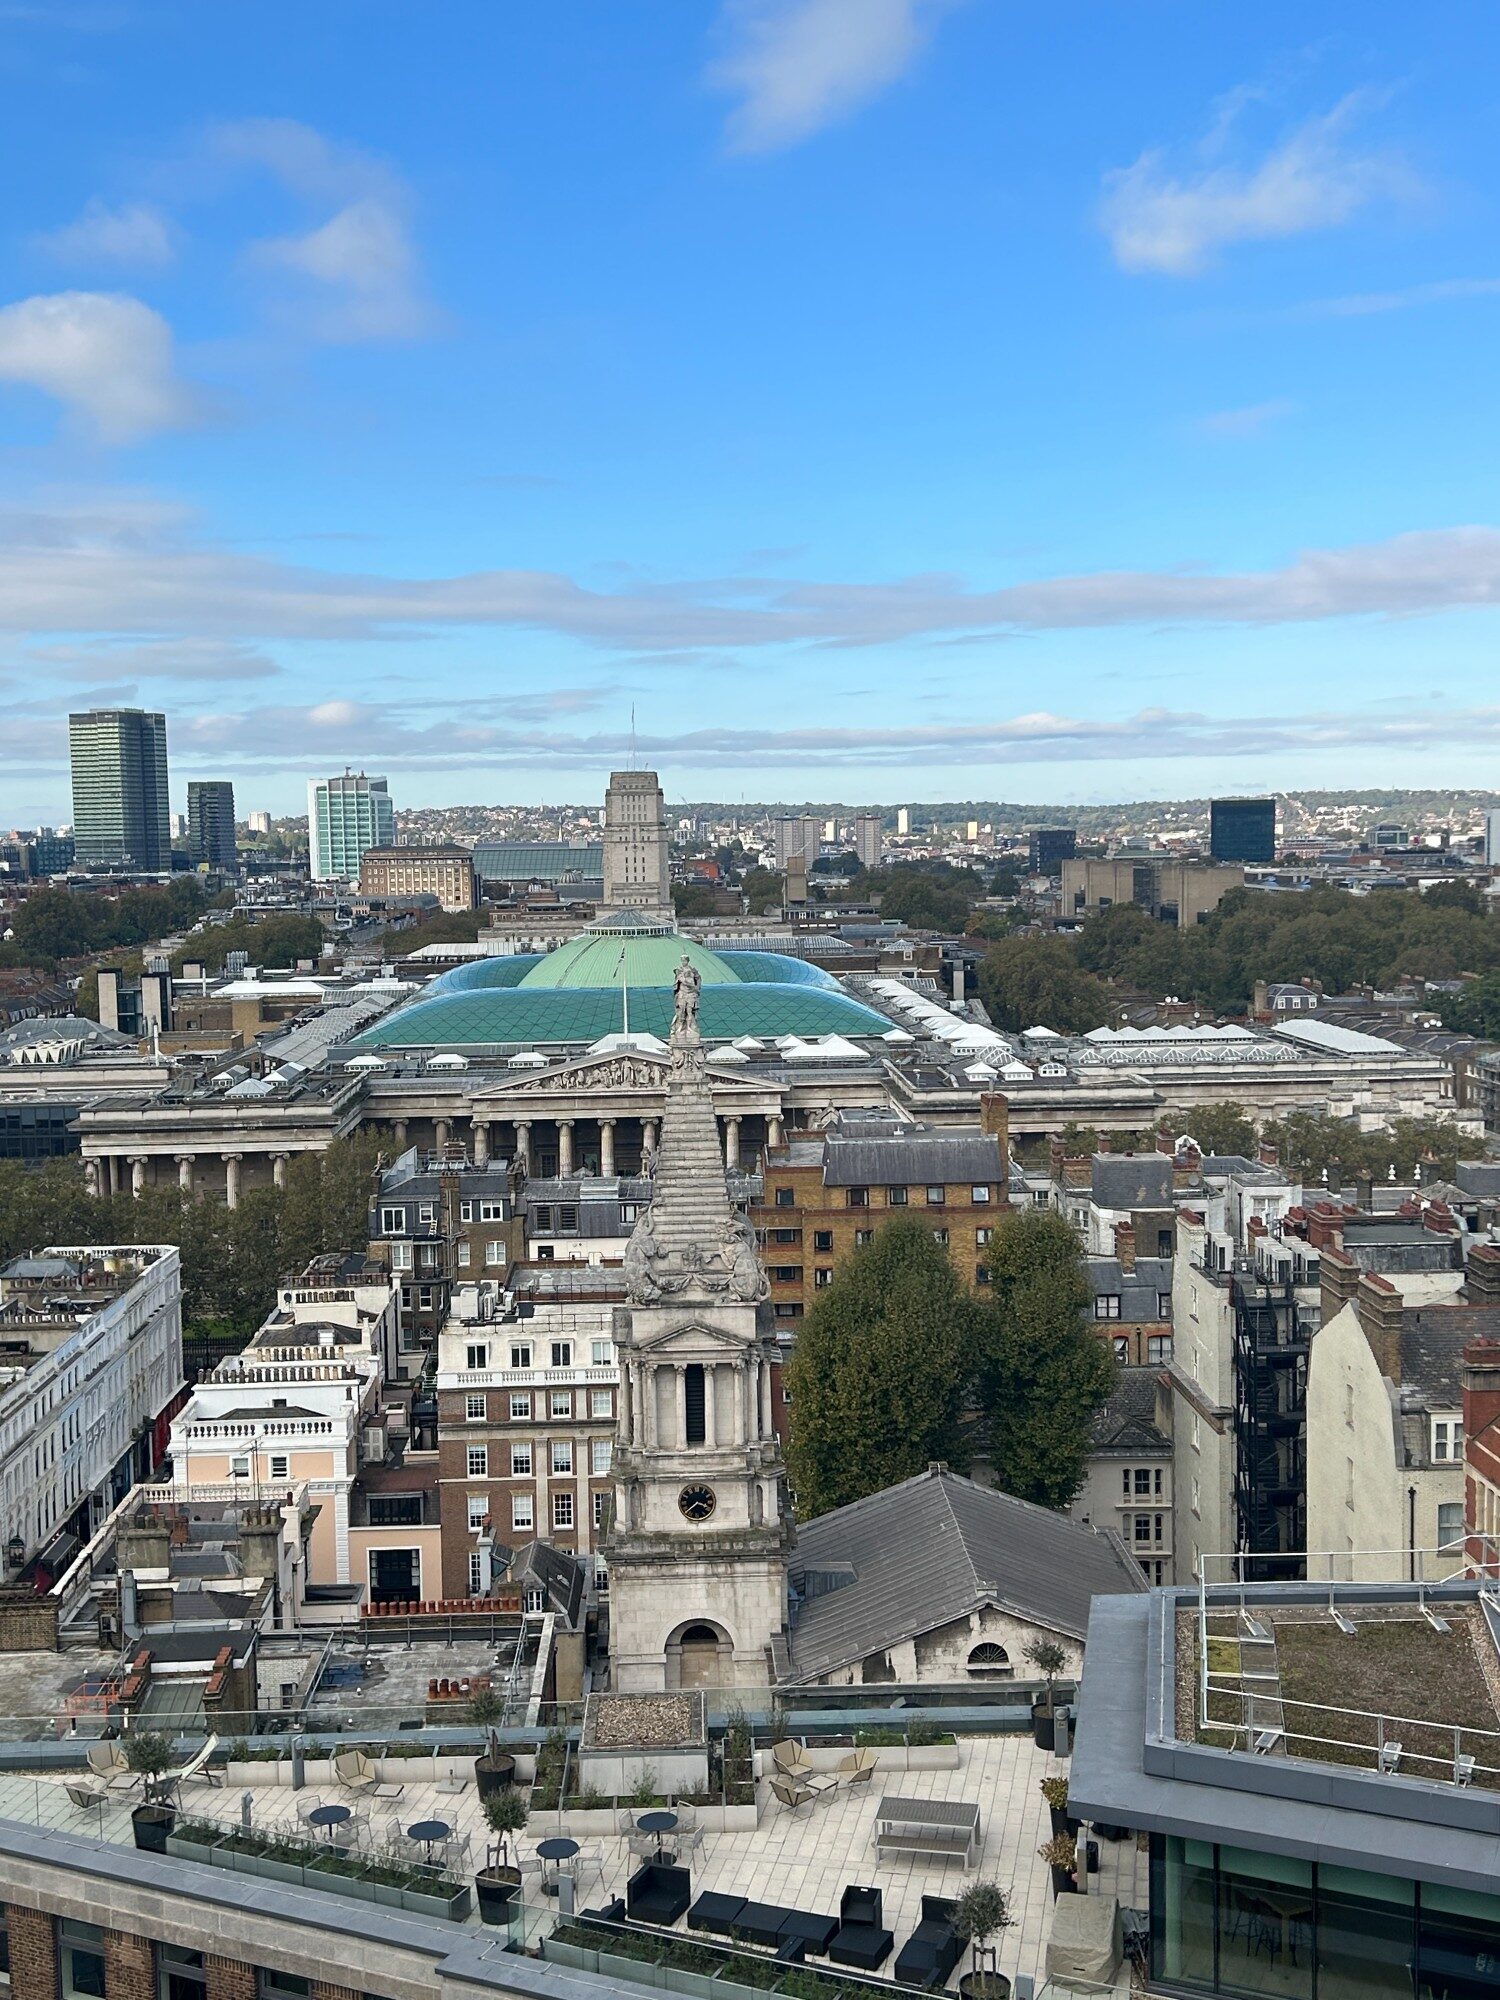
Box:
[678,1484,717,1522]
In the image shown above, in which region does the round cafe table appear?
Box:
[406,1817,451,1863]
[307,1804,350,1841]
[537,1834,580,1896]
[636,1809,678,1861]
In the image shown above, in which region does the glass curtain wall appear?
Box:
[1150,1835,1500,2000]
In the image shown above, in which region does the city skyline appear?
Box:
[6,4,1500,817]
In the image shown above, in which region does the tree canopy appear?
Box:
[977,936,1113,1032]
[785,1207,1114,1520]
[0,1133,385,1344]
[1440,969,1500,1039]
[0,880,215,971]
[977,1209,1116,1510]
[168,911,326,975]
[785,1218,987,1517]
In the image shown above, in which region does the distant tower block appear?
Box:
[603,769,672,919]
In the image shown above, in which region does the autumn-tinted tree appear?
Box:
[977,936,1112,1033]
[786,1219,987,1517]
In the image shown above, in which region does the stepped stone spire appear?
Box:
[622,957,767,1306]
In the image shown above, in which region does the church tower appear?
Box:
[604,959,791,1690]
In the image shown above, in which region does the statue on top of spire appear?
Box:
[671,954,702,1044]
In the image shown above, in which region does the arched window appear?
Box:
[966,1642,1012,1678]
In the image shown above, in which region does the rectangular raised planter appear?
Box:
[542,1938,599,1975]
[660,1968,720,2000]
[598,1951,665,1989]
[400,1883,472,1923]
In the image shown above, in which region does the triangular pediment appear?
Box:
[632,1317,756,1355]
[484,1050,764,1099]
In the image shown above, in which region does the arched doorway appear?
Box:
[667,1619,733,1689]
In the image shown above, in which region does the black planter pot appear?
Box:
[1049,1866,1077,1901]
[132,1804,175,1854]
[1031,1705,1055,1752]
[475,1868,521,1925]
[1084,1839,1100,1875]
[474,1752,516,1804]
[958,1976,1011,2000]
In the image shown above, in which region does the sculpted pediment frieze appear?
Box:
[484,1052,767,1099]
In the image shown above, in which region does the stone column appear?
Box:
[472,1119,489,1166]
[177,1155,194,1194]
[272,1153,288,1190]
[84,1158,100,1197]
[642,1119,658,1160]
[761,1355,773,1433]
[725,1116,741,1169]
[767,1113,784,1149]
[515,1120,531,1169]
[743,1359,756,1442]
[558,1119,575,1176]
[675,1364,688,1448]
[130,1157,147,1198]
[599,1118,616,1177]
[393,1118,408,1147]
[704,1363,717,1448]
[434,1117,450,1151]
[641,1362,656,1448]
[225,1154,242,1209]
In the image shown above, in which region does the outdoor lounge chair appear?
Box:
[333,1747,378,1793]
[65,1780,107,1811]
[778,1910,839,1956]
[835,1748,877,1788]
[829,1885,893,1971]
[627,1862,691,1927]
[772,1739,813,1777]
[894,1897,963,1989]
[85,1742,132,1790]
[154,1733,221,1802]
[689,1892,746,1936]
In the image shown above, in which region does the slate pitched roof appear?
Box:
[784,1466,1145,1681]
[1090,1369,1170,1455]
[823,1132,1003,1187]
[1090,1154,1173,1209]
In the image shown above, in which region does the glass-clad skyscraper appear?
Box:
[68,709,171,871]
[307,771,395,881]
[1210,796,1277,865]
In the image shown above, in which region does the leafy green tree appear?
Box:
[670,883,721,918]
[978,1209,1115,1509]
[786,1219,987,1517]
[742,868,783,915]
[1440,970,1500,1038]
[978,936,1112,1033]
[1177,1103,1257,1158]
[170,912,325,975]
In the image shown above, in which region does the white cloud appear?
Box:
[1102,92,1411,276]
[26,638,279,682]
[10,491,1500,650]
[1194,397,1297,439]
[36,199,177,267]
[709,0,959,154]
[210,117,436,342]
[1288,275,1500,320]
[0,293,200,443]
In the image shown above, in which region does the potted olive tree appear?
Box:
[1025,1637,1068,1750]
[470,1688,516,1804]
[954,1881,1013,2000]
[126,1732,177,1852]
[476,1787,528,1924]
[1039,1776,1076,1839]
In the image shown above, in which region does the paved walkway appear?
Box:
[0,1734,1141,1994]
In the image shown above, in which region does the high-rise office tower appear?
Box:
[1029,827,1077,875]
[1485,809,1500,866]
[307,771,395,881]
[68,709,171,871]
[187,781,237,868]
[602,769,672,917]
[771,815,822,870]
[1210,796,1277,865]
[896,806,912,837]
[854,813,883,870]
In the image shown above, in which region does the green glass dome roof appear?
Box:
[352,981,889,1050]
[356,917,890,1050]
[519,921,736,991]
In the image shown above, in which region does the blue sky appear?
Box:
[4,1,1500,820]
